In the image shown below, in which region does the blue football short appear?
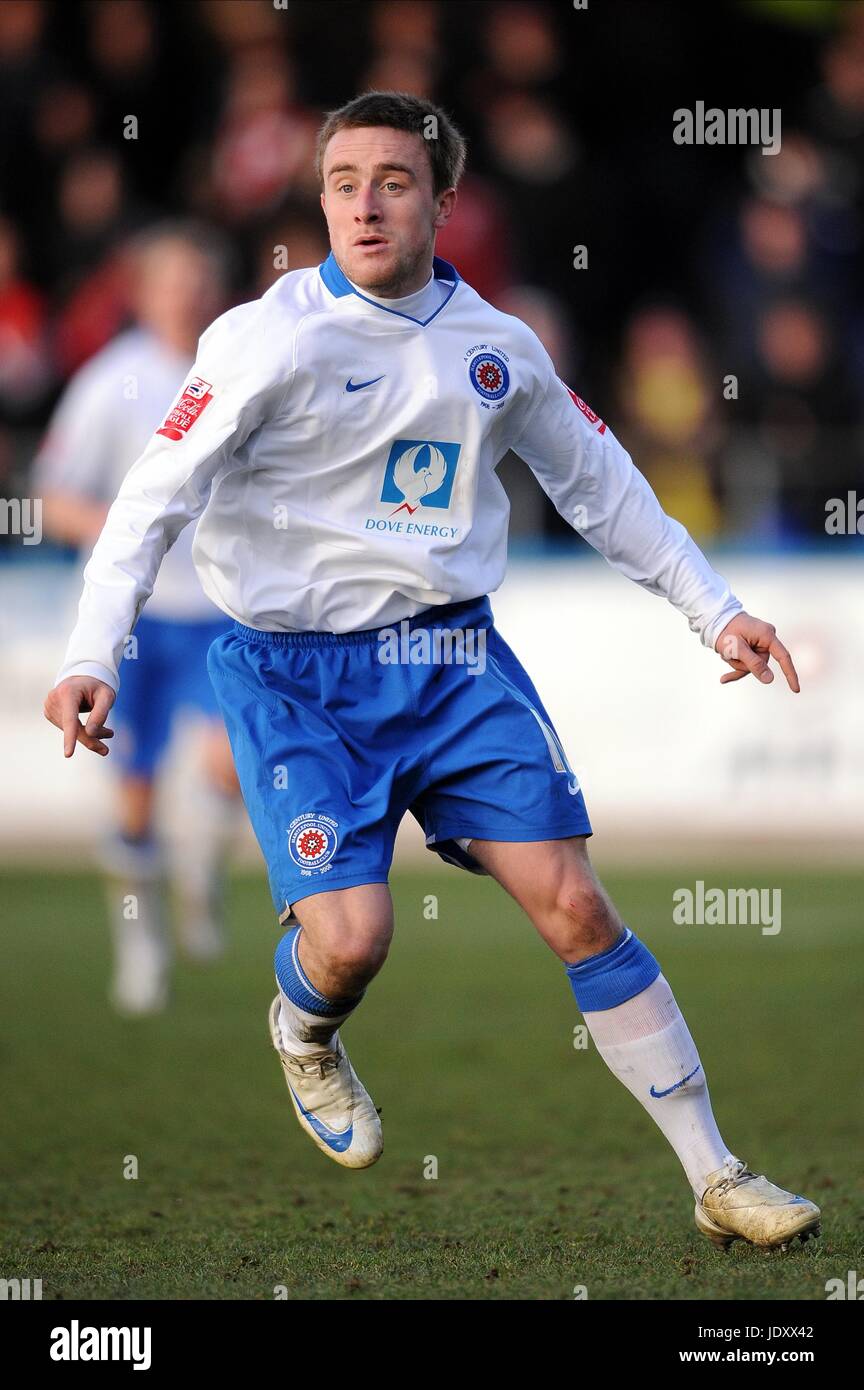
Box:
[112,611,234,776]
[206,594,592,921]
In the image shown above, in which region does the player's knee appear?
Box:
[293,885,394,993]
[202,727,240,796]
[553,876,620,956]
[300,910,393,993]
[331,926,391,983]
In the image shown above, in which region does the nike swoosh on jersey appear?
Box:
[649,1063,702,1099]
[288,1084,354,1152]
[345,375,384,392]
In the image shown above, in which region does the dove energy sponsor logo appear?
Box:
[365,439,462,540]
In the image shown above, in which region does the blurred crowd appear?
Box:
[1,0,864,549]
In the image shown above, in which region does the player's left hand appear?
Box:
[715,612,800,692]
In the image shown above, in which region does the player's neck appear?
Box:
[142,319,198,358]
[346,269,436,308]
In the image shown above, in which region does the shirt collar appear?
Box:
[318,252,461,327]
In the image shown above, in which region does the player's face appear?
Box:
[134,239,224,349]
[320,126,455,297]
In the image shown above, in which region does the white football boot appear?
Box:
[695,1157,821,1250]
[268,997,383,1169]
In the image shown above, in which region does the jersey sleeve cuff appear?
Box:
[54,660,119,694]
[698,599,745,651]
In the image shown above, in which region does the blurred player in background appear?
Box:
[35,222,242,1015]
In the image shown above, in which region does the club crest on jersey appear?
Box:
[156,377,213,441]
[288,813,339,874]
[564,383,606,434]
[465,344,510,409]
[379,439,461,515]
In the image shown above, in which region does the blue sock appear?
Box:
[565,927,660,1012]
[274,926,364,1018]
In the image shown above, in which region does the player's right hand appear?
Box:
[43,676,116,758]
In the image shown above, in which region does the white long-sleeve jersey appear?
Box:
[55,253,742,693]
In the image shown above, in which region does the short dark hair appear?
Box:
[316,90,467,197]
[125,218,234,286]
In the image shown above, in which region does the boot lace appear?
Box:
[283,1048,342,1081]
[705,1158,758,1199]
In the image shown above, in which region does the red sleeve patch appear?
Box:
[563,382,606,434]
[156,378,213,441]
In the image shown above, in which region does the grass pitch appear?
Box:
[1,864,859,1300]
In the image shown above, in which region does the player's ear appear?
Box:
[433,187,456,231]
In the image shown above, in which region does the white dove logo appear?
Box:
[389,443,449,516]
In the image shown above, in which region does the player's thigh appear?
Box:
[199,718,240,796]
[468,835,623,961]
[116,773,157,838]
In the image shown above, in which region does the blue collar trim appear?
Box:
[318,252,460,326]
